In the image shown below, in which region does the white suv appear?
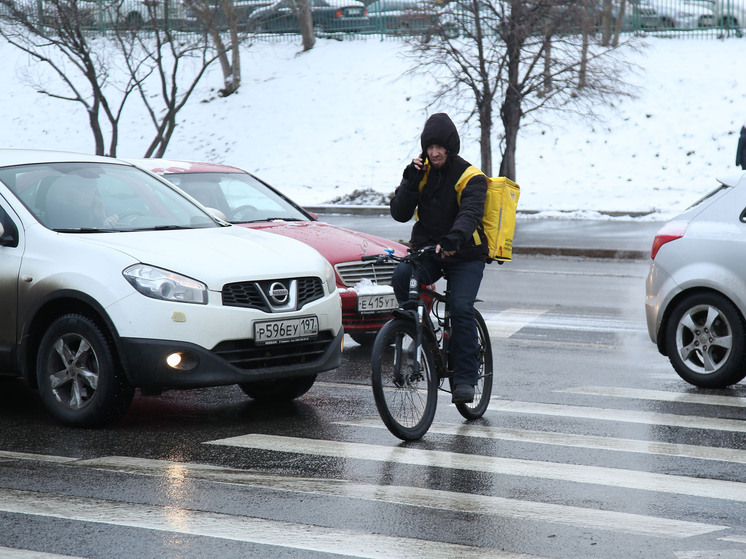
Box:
[0,150,342,426]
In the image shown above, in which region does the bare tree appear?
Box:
[184,0,245,95]
[0,0,221,156]
[406,0,639,180]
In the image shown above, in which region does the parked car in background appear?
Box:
[693,0,745,34]
[83,0,191,28]
[184,0,273,31]
[646,173,746,388]
[246,0,372,33]
[0,150,342,426]
[643,0,714,29]
[366,0,457,36]
[131,159,409,345]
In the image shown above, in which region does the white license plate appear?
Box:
[254,316,319,345]
[347,7,362,15]
[357,293,398,314]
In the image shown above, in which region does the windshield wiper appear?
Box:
[240,217,306,223]
[54,228,107,233]
[152,225,191,230]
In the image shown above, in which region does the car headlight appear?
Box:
[324,260,337,293]
[123,264,207,304]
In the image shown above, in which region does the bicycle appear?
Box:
[363,246,493,440]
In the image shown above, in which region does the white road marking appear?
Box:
[482,309,549,338]
[335,418,746,464]
[559,385,746,408]
[0,452,725,539]
[0,487,543,559]
[718,534,746,543]
[206,434,746,502]
[0,547,82,559]
[489,399,746,433]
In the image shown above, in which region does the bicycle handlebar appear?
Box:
[361,245,438,264]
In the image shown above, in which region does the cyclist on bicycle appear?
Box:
[390,112,488,404]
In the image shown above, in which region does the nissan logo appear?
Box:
[268,282,289,305]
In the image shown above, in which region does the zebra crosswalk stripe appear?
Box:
[0,487,542,559]
[205,433,746,503]
[0,452,727,539]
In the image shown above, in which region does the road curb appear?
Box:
[515,246,649,260]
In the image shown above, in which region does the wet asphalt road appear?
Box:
[1,219,746,558]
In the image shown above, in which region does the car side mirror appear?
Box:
[206,207,228,222]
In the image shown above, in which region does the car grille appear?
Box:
[212,332,335,369]
[335,260,397,288]
[222,277,324,311]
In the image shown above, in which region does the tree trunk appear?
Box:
[499,91,520,181]
[478,101,492,176]
[542,32,552,97]
[612,0,626,47]
[498,0,523,181]
[601,0,613,46]
[88,98,105,155]
[578,0,591,89]
[295,0,315,51]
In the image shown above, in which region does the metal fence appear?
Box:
[4,0,745,39]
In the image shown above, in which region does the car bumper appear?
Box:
[339,287,396,333]
[120,327,343,388]
[326,18,375,32]
[645,260,679,350]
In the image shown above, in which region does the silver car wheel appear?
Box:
[37,313,134,426]
[675,303,733,374]
[48,333,100,410]
[665,293,746,388]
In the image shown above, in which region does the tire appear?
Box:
[124,12,144,28]
[36,313,134,427]
[455,309,493,420]
[239,375,317,401]
[664,293,746,388]
[371,318,437,441]
[658,17,674,29]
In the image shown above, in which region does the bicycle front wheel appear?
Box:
[371,318,438,441]
[456,309,494,420]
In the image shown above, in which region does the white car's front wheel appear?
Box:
[36,313,134,427]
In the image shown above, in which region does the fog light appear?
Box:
[166,352,199,371]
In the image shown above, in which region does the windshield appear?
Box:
[163,171,310,224]
[0,161,220,232]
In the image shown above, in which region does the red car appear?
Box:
[131,159,408,345]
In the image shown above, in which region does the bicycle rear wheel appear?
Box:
[371,318,438,440]
[456,309,493,420]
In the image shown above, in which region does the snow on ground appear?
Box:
[1,34,745,219]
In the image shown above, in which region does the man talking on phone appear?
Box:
[389,113,488,403]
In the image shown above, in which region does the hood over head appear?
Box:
[420,113,460,155]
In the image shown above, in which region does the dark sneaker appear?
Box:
[452,384,475,403]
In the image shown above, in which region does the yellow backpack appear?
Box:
[418,165,520,262]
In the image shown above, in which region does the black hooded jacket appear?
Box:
[390,113,488,262]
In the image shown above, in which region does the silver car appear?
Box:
[646,173,746,388]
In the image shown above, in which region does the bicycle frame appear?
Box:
[367,245,494,440]
[387,247,452,391]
